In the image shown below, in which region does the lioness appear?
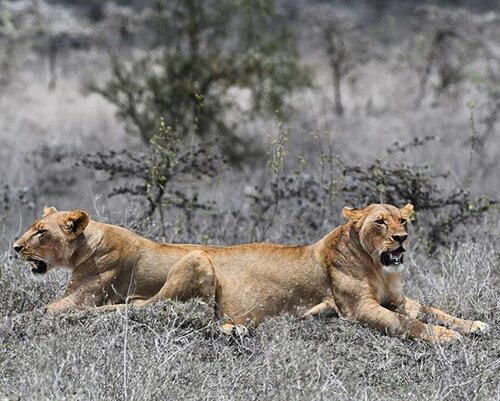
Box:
[14,204,487,343]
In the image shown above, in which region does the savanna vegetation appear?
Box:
[0,1,498,400]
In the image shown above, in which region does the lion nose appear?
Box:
[13,243,23,253]
[392,234,408,244]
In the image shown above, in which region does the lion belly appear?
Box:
[206,245,333,324]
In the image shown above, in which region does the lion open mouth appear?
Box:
[29,258,48,274]
[381,246,405,266]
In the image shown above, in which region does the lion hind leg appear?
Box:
[145,250,217,308]
[302,299,339,318]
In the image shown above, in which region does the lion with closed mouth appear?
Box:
[14,203,488,343]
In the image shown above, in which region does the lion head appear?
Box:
[13,207,89,274]
[342,203,414,273]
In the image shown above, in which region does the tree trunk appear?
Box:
[332,62,344,116]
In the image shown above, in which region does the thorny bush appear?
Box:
[11,128,496,251]
[78,121,223,236]
[245,133,496,249]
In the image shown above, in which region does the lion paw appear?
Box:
[219,323,249,337]
[450,319,490,335]
[464,320,489,335]
[427,326,462,344]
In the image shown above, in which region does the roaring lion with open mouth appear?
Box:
[14,203,488,343]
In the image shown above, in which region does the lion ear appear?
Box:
[61,210,90,237]
[43,206,58,217]
[342,206,364,220]
[401,203,414,220]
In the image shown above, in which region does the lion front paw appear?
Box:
[463,320,489,335]
[425,326,462,344]
[450,319,490,335]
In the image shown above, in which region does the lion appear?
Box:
[13,204,488,343]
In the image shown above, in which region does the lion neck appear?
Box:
[320,220,381,275]
[68,220,104,271]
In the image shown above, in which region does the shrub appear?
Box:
[245,131,496,249]
[338,137,497,251]
[78,120,222,237]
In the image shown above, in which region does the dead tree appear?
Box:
[323,23,346,116]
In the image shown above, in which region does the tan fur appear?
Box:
[14,204,488,343]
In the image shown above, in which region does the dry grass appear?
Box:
[0,228,498,401]
[0,169,498,400]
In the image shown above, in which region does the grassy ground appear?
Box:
[0,233,498,401]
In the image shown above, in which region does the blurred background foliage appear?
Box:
[87,0,311,162]
[0,0,498,250]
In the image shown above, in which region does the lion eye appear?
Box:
[374,219,386,225]
[36,230,47,238]
[400,219,407,226]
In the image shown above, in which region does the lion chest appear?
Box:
[370,274,403,306]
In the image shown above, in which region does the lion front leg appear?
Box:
[45,296,81,314]
[351,300,462,344]
[402,297,490,335]
[45,299,72,314]
[398,297,489,336]
[45,285,112,313]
